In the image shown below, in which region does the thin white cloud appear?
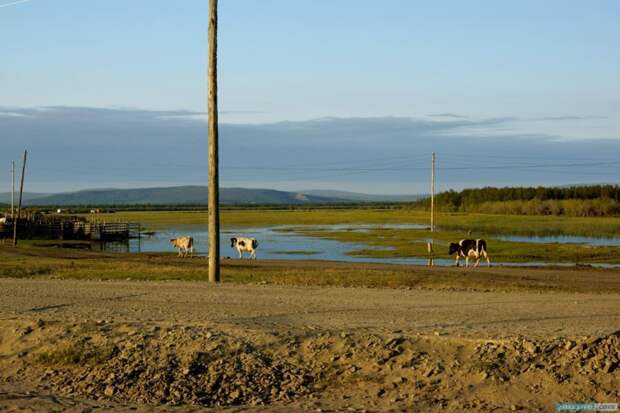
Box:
[0,111,27,117]
[533,116,606,121]
[0,0,34,8]
[427,113,468,119]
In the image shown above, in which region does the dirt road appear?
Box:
[1,276,619,412]
[1,278,620,338]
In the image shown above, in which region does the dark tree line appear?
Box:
[413,185,620,216]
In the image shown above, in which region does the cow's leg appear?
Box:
[177,248,182,257]
[455,256,460,267]
[473,252,481,267]
[251,249,256,260]
[238,249,243,259]
[465,256,469,267]
[484,251,491,267]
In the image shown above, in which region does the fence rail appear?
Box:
[0,219,141,242]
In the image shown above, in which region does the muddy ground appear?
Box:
[0,262,619,412]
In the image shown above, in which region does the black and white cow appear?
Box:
[448,239,491,267]
[230,237,258,259]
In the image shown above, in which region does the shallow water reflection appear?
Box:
[106,223,620,268]
[496,234,620,247]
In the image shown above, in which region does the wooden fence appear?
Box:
[0,219,141,242]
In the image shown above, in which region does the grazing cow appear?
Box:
[448,239,491,267]
[230,237,258,259]
[170,236,194,257]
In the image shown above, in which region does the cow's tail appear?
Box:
[479,239,487,254]
[252,239,258,249]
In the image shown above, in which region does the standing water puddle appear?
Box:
[496,234,620,247]
[137,224,451,266]
[100,223,619,268]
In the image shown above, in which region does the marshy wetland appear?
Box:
[84,209,620,266]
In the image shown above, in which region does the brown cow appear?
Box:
[170,236,194,257]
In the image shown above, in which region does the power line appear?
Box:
[20,159,620,174]
[440,153,620,162]
[222,155,429,170]
[223,159,415,172]
[438,161,620,171]
[10,155,620,185]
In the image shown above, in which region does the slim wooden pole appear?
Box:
[431,152,435,232]
[427,241,434,267]
[13,150,27,247]
[207,0,221,283]
[11,161,15,217]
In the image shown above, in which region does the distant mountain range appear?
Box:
[0,192,52,204]
[301,190,423,203]
[0,186,423,206]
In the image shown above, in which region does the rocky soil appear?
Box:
[0,278,619,411]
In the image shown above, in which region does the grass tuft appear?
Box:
[37,342,118,366]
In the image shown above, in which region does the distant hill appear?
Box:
[22,186,337,206]
[13,186,422,206]
[0,192,51,204]
[300,190,425,203]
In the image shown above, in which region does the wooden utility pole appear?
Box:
[12,150,27,247]
[430,152,435,232]
[11,161,15,217]
[207,0,221,283]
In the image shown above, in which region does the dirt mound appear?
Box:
[2,319,619,411]
[40,327,315,407]
[474,334,620,381]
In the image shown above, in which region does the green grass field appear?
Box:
[86,209,620,236]
[1,245,619,294]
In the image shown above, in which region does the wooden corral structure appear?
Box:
[0,213,140,242]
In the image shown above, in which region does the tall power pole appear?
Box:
[13,150,27,247]
[11,161,15,217]
[430,152,435,232]
[207,0,221,283]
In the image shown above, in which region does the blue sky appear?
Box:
[1,0,619,193]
